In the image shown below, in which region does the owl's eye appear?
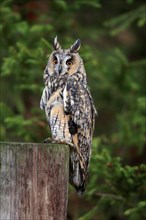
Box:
[66,59,73,66]
[53,57,58,64]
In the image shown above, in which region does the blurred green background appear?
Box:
[0,0,146,219]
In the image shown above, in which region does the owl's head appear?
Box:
[45,37,86,78]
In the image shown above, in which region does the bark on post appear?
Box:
[0,142,69,220]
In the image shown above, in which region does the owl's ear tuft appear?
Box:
[53,36,61,50]
[70,39,81,53]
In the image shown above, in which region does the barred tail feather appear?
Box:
[69,148,86,195]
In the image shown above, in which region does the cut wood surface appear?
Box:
[0,142,69,220]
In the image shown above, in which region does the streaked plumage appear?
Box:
[40,37,96,194]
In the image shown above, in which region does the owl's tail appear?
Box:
[69,148,87,195]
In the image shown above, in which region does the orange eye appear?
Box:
[53,57,58,64]
[66,59,73,66]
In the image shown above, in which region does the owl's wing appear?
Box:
[63,77,96,192]
[40,85,50,110]
[40,64,55,111]
[63,77,96,140]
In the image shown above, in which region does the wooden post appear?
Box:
[0,142,69,220]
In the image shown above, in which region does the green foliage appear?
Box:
[0,0,145,219]
[104,5,146,35]
[0,1,53,141]
[82,139,146,219]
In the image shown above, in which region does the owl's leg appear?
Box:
[43,137,71,145]
[53,139,74,146]
[43,137,53,143]
[43,137,62,144]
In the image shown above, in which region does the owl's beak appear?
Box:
[58,65,62,74]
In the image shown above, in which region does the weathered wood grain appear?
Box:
[0,142,69,220]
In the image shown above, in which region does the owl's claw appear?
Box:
[43,137,52,143]
[43,137,67,145]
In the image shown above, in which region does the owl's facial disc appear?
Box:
[51,50,80,75]
[66,57,73,67]
[52,53,61,75]
[53,55,58,65]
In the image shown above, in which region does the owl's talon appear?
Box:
[43,137,52,143]
[54,140,67,145]
[43,138,67,145]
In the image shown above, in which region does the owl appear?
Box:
[40,37,97,195]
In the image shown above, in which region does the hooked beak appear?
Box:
[58,65,62,74]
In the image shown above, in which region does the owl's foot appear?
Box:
[43,137,68,145]
[43,137,53,143]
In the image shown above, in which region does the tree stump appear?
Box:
[0,142,69,220]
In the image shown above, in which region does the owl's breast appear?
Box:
[46,88,62,111]
[45,88,72,144]
[49,75,67,93]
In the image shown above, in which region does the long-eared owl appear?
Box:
[40,37,97,195]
